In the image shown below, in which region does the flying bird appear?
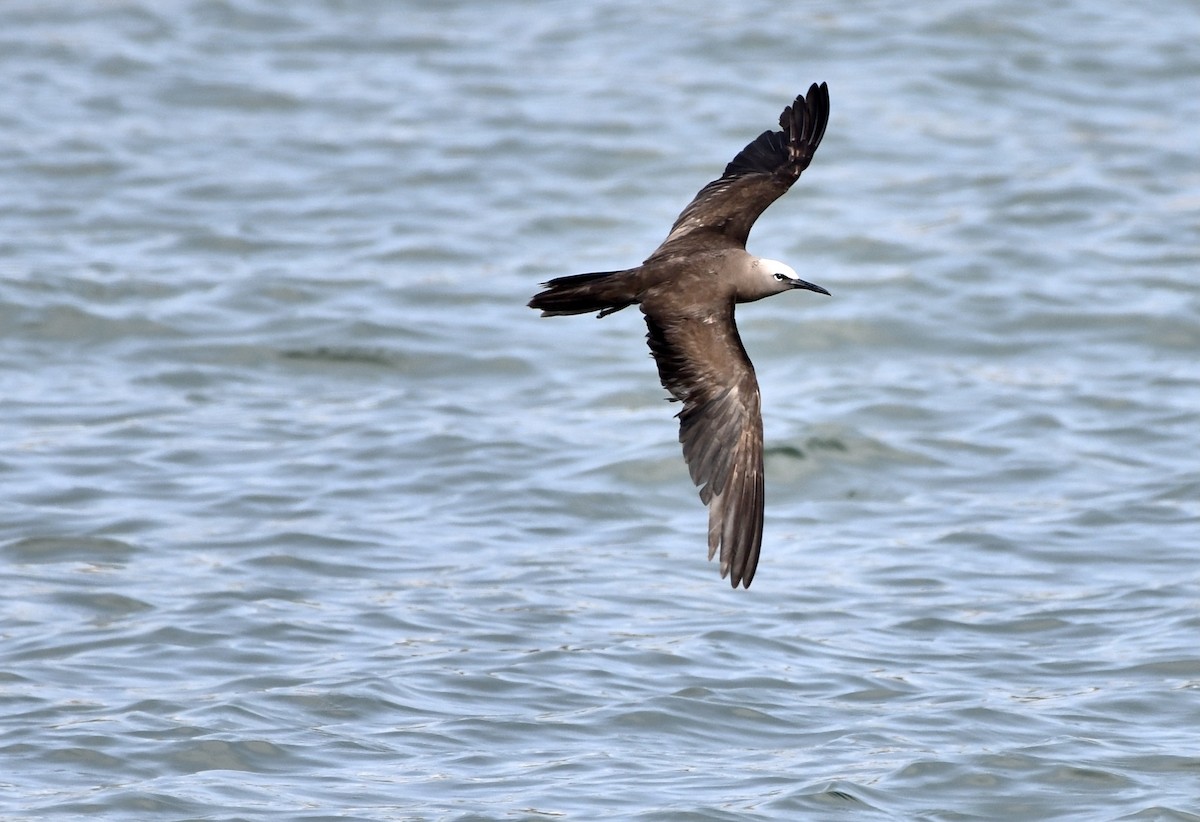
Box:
[529,83,831,588]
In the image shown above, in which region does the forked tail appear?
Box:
[528,270,638,318]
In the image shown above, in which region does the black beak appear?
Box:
[791,277,830,296]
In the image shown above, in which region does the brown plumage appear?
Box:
[528,83,831,588]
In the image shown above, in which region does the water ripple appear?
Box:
[3,0,1200,819]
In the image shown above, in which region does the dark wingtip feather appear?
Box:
[654,81,831,254]
[719,82,829,184]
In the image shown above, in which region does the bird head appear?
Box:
[746,257,830,302]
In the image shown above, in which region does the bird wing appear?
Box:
[647,82,829,263]
[644,306,765,588]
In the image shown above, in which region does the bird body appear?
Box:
[529,83,831,588]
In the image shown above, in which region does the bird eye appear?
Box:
[774,272,787,281]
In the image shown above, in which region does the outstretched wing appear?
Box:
[647,82,829,263]
[644,307,765,588]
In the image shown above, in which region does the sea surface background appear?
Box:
[2,1,1199,819]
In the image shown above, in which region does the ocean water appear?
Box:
[2,1,1200,819]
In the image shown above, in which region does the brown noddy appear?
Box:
[529,82,831,589]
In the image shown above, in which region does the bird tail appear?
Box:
[528,270,638,318]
